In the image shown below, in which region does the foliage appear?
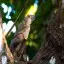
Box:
[0,0,55,60]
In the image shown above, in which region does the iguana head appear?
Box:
[24,15,35,25]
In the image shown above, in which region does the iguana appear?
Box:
[10,15,35,61]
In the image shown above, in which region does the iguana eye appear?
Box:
[27,15,30,17]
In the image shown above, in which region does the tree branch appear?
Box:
[0,13,14,63]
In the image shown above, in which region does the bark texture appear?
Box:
[31,3,64,64]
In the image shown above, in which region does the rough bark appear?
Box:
[31,2,64,64]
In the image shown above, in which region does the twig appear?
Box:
[6,0,30,37]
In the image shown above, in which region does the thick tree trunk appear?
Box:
[31,2,64,64]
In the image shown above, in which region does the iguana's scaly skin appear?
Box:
[10,15,35,61]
